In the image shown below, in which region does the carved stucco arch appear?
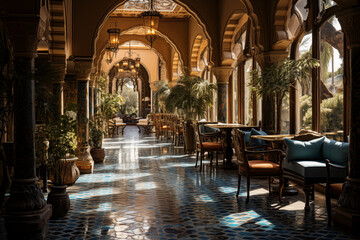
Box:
[96,38,168,82]
[190,35,203,75]
[220,1,261,67]
[88,0,216,67]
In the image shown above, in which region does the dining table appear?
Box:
[251,133,298,196]
[205,123,257,168]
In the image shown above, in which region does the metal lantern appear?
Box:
[105,47,113,64]
[107,23,120,52]
[140,0,162,47]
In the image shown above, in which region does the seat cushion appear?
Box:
[330,183,343,196]
[199,142,223,151]
[323,137,349,165]
[249,128,267,147]
[284,137,325,161]
[240,160,280,175]
[283,159,347,179]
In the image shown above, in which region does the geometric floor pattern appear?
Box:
[46,126,358,239]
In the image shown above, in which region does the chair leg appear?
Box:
[200,151,204,171]
[310,184,315,200]
[268,177,272,195]
[236,174,241,198]
[279,175,284,203]
[195,150,199,168]
[216,152,219,168]
[326,187,332,226]
[304,184,311,211]
[246,175,250,204]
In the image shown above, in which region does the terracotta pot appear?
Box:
[183,120,195,153]
[90,148,105,163]
[50,157,80,186]
[47,185,70,219]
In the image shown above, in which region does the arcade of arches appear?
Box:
[1,0,360,239]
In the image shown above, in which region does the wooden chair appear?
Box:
[233,129,284,203]
[174,118,184,146]
[325,159,346,226]
[193,121,225,171]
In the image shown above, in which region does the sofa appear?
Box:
[283,135,348,211]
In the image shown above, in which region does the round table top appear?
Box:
[205,123,251,129]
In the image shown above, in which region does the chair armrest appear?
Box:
[325,159,347,185]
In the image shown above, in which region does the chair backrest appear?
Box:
[233,129,249,168]
[192,121,202,147]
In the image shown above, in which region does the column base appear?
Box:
[76,146,94,174]
[333,206,360,230]
[3,204,52,240]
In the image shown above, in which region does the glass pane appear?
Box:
[233,65,239,123]
[320,16,344,140]
[244,59,253,125]
[299,32,313,130]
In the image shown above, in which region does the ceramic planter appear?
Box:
[90,148,105,162]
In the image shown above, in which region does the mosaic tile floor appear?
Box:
[46,126,359,240]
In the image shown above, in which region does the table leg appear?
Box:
[223,128,235,168]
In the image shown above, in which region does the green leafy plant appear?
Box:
[89,115,106,148]
[37,113,77,185]
[101,92,124,121]
[165,73,217,120]
[250,57,319,133]
[154,81,170,113]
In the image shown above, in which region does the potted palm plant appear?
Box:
[40,113,79,219]
[166,73,217,152]
[250,57,319,133]
[90,115,106,162]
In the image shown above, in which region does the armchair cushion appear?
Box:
[243,131,251,144]
[249,128,268,147]
[284,137,325,161]
[240,160,280,175]
[323,137,349,165]
[199,124,219,133]
[283,159,346,178]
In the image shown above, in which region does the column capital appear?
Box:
[150,81,161,91]
[74,58,93,81]
[211,66,233,84]
[168,81,177,89]
[337,7,360,49]
[89,73,97,88]
[4,15,42,58]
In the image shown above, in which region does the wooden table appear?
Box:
[205,124,256,168]
[251,134,295,150]
[251,134,298,195]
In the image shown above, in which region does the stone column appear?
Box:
[74,59,94,174]
[2,15,52,240]
[53,80,64,118]
[89,75,95,119]
[212,66,233,123]
[333,6,360,228]
[150,82,160,113]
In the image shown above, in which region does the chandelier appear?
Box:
[116,42,141,76]
[139,0,162,47]
[105,22,121,64]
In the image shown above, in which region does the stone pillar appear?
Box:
[74,59,94,174]
[53,81,64,118]
[212,66,233,123]
[333,6,360,228]
[2,15,52,240]
[150,82,160,113]
[89,75,95,119]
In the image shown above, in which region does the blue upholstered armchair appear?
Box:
[283,134,348,211]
